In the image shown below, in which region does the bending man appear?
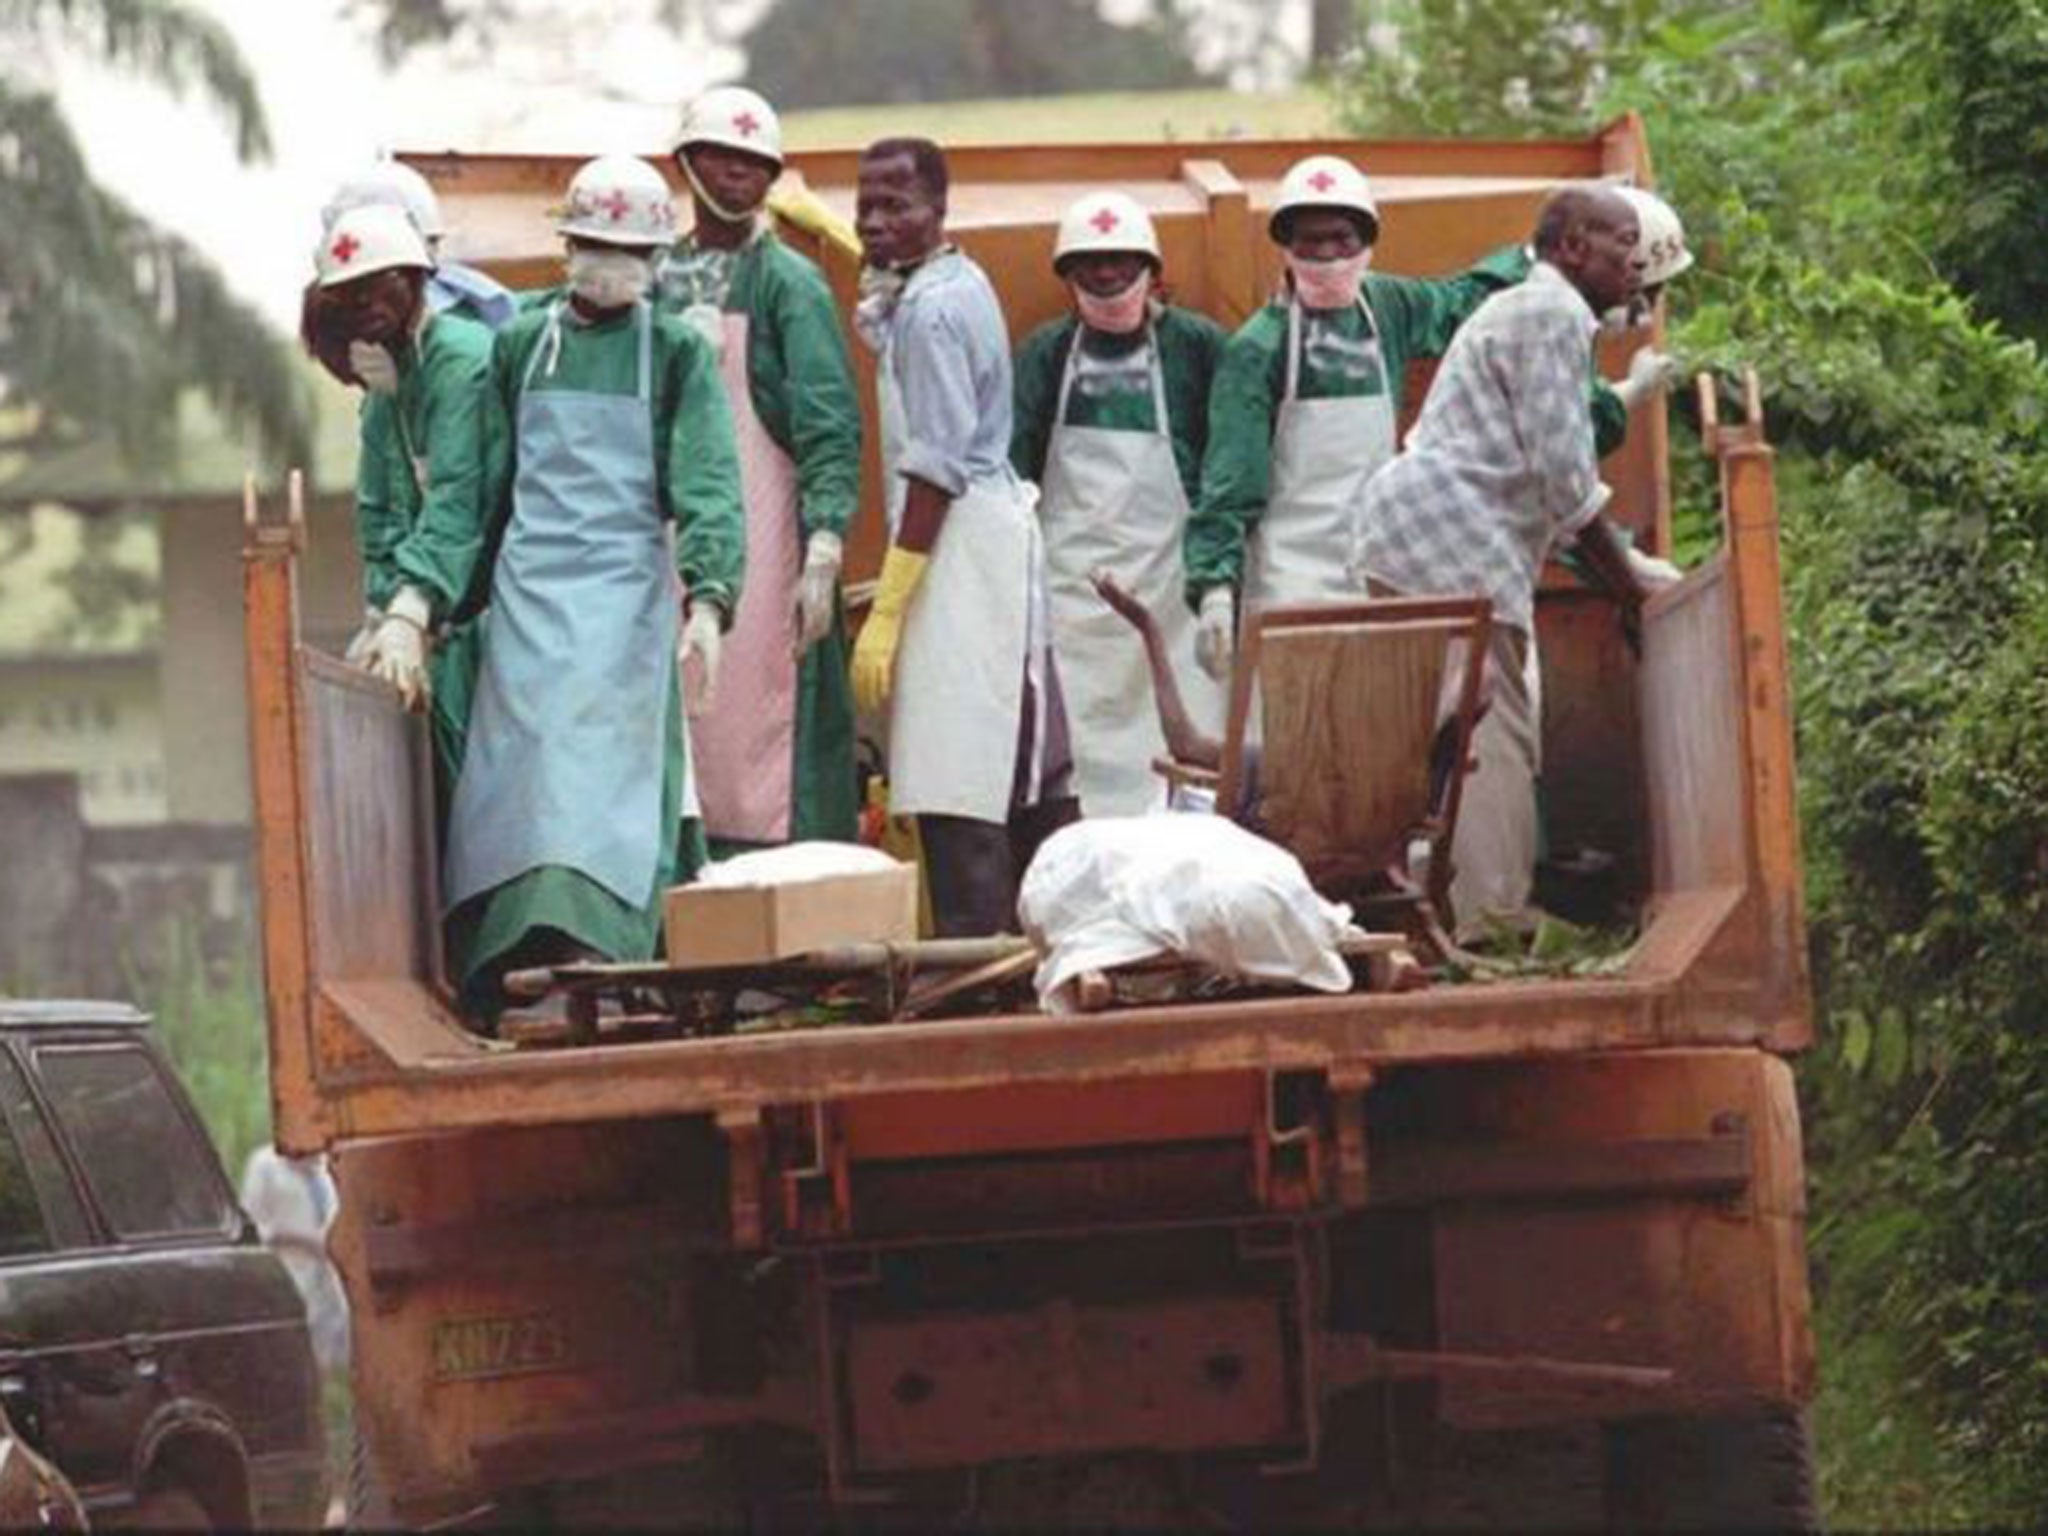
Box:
[849,137,1077,936]
[1012,192,1228,816]
[300,203,490,806]
[661,86,862,852]
[444,156,745,1022]
[1356,184,1650,931]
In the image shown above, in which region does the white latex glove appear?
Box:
[1195,586,1235,682]
[342,606,382,666]
[1613,347,1682,411]
[793,530,843,659]
[365,585,432,711]
[1625,546,1685,590]
[679,601,723,717]
[348,340,400,395]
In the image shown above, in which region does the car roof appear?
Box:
[0,1000,152,1030]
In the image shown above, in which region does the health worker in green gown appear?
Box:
[443,155,746,1023]
[1011,191,1229,817]
[299,203,491,802]
[659,85,861,853]
[1184,153,1511,682]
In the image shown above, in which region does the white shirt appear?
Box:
[1356,261,1609,633]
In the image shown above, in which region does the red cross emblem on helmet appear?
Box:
[330,233,360,265]
[598,189,632,222]
[733,111,760,137]
[1308,170,1336,193]
[1090,207,1120,234]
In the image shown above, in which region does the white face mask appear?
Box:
[567,247,653,309]
[348,340,400,395]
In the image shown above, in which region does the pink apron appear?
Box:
[691,312,802,844]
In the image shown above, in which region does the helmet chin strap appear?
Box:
[679,153,764,232]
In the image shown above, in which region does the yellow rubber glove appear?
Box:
[851,546,930,715]
[766,182,862,263]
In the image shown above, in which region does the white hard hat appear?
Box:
[1270,154,1380,245]
[315,203,431,288]
[322,160,444,241]
[673,85,784,167]
[1617,185,1692,286]
[557,155,676,249]
[1053,192,1161,271]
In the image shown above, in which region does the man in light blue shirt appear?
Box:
[850,137,1077,935]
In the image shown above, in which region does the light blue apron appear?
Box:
[444,301,680,911]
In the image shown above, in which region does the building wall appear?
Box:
[157,493,364,825]
[0,657,165,825]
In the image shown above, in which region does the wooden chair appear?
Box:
[1160,596,1493,952]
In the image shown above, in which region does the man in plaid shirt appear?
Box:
[1356,184,1650,933]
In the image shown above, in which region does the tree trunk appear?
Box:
[1310,0,1355,66]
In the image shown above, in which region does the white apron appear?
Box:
[1245,296,1399,611]
[1038,329,1221,816]
[690,307,802,845]
[878,326,1047,822]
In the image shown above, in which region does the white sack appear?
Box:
[1019,816,1356,1013]
[697,840,903,889]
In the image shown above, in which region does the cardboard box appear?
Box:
[663,860,918,968]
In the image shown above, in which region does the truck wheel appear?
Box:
[1604,1409,1817,1532]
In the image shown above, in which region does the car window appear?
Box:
[33,1046,234,1241]
[0,1050,89,1253]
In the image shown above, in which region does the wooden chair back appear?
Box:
[1219,597,1493,893]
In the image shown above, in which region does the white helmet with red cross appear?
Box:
[557,155,676,249]
[315,203,431,288]
[1053,192,1160,272]
[1269,154,1381,245]
[672,85,784,167]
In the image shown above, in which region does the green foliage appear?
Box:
[1333,1,2048,1517]
[1837,0,2048,343]
[6,0,270,155]
[0,0,311,467]
[124,917,270,1185]
[1342,0,1741,136]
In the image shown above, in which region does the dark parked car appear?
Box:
[0,1001,326,1529]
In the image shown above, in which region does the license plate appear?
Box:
[431,1312,571,1382]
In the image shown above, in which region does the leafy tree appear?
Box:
[743,0,1211,108]
[1877,0,2048,342]
[1333,3,2048,1520]
[0,0,311,467]
[1341,0,1744,136]
[347,0,758,66]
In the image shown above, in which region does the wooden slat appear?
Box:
[1724,445,1813,1048]
[300,652,439,985]
[1639,558,1748,895]
[243,480,330,1154]
[1259,622,1447,878]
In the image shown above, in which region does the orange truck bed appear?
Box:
[249,123,1816,1524]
